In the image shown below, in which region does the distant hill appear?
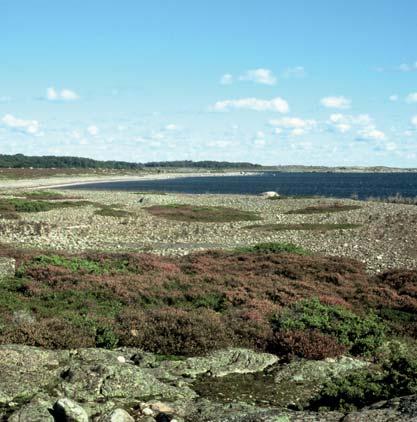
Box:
[0,154,261,170]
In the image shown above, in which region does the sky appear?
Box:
[1,0,417,167]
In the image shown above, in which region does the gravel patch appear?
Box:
[0,189,416,273]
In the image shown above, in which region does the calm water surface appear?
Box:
[64,172,417,199]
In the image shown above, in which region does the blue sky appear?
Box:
[1,0,417,166]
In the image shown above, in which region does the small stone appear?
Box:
[100,408,134,422]
[150,402,175,414]
[12,309,36,325]
[53,398,88,422]
[142,407,154,416]
[0,257,16,280]
[117,355,126,363]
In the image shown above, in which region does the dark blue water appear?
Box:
[64,172,417,199]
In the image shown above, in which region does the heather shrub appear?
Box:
[272,298,386,356]
[269,329,347,360]
[1,249,416,356]
[117,307,232,355]
[224,310,273,350]
[0,318,95,349]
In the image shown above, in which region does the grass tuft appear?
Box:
[286,203,361,215]
[234,242,310,255]
[146,204,260,222]
[244,223,361,231]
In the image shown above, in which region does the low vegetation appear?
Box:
[234,242,309,255]
[286,203,362,215]
[20,190,78,200]
[134,191,167,196]
[0,198,93,218]
[271,298,386,357]
[146,204,260,222]
[309,342,417,411]
[94,206,133,218]
[0,247,416,359]
[244,223,361,231]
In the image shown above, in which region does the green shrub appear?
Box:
[309,342,417,411]
[272,298,386,356]
[21,254,130,275]
[95,326,119,349]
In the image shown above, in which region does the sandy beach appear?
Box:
[0,171,251,191]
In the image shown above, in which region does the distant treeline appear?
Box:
[144,160,262,169]
[0,154,261,170]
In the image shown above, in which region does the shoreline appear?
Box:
[0,171,249,191]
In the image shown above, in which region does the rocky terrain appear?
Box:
[0,183,417,421]
[2,344,417,422]
[0,188,415,273]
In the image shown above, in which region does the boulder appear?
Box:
[159,348,279,378]
[100,408,135,422]
[260,191,280,198]
[53,398,89,422]
[8,397,55,422]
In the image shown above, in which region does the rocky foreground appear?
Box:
[1,344,416,422]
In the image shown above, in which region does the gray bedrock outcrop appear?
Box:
[0,344,416,421]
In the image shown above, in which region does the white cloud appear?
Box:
[329,113,372,126]
[207,140,233,148]
[411,115,417,127]
[389,95,399,102]
[253,138,266,146]
[1,114,40,135]
[397,62,417,72]
[165,124,179,131]
[291,128,306,136]
[327,114,386,141]
[211,97,289,113]
[239,68,277,85]
[282,66,306,78]
[87,125,99,136]
[46,87,79,101]
[357,127,386,141]
[320,96,351,109]
[269,116,316,129]
[406,92,417,103]
[220,74,233,85]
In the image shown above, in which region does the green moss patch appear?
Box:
[234,242,310,255]
[244,223,361,231]
[0,198,93,215]
[286,203,361,215]
[146,204,260,222]
[94,206,133,218]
